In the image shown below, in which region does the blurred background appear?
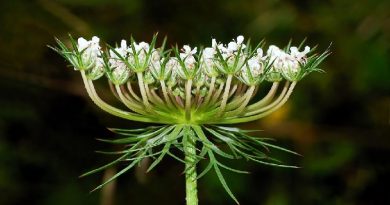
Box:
[0,0,389,204]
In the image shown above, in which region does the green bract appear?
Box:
[51,34,329,205]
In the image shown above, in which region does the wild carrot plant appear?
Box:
[51,34,329,205]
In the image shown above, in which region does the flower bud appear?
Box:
[239,57,264,85]
[86,57,105,80]
[110,62,130,85]
[199,87,208,97]
[202,47,219,77]
[144,71,155,85]
[75,36,101,70]
[177,45,198,79]
[265,71,283,82]
[173,87,185,98]
[195,73,207,87]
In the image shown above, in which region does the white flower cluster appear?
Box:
[71,35,313,85]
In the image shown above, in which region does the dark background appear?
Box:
[0,0,389,204]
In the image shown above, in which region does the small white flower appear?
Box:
[227,41,238,52]
[76,36,101,69]
[212,39,218,48]
[166,57,180,76]
[151,50,160,62]
[126,41,153,68]
[236,35,244,45]
[132,41,150,53]
[247,58,263,77]
[180,45,197,58]
[184,55,197,70]
[77,38,88,51]
[201,47,219,77]
[86,57,105,80]
[111,61,130,84]
[108,41,131,81]
[111,40,128,58]
[179,45,197,72]
[290,46,310,61]
[267,45,283,61]
[257,48,263,58]
[77,36,100,51]
[226,36,245,53]
[203,47,215,59]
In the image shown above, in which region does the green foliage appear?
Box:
[86,124,299,203]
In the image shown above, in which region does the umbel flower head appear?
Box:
[52,34,329,204]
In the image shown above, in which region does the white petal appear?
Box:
[212,39,217,48]
[257,48,263,57]
[290,47,299,56]
[77,37,88,50]
[203,47,215,59]
[91,36,100,43]
[139,42,149,50]
[236,35,244,44]
[120,40,127,50]
[303,46,310,54]
[183,45,191,53]
[227,42,237,51]
[191,47,197,54]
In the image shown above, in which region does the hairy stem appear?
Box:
[184,126,198,205]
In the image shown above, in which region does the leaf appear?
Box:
[238,132,301,156]
[209,151,240,204]
[247,156,299,168]
[192,125,234,159]
[108,125,163,133]
[89,151,145,192]
[216,161,250,174]
[80,147,135,178]
[100,126,170,144]
[196,160,213,180]
[214,125,262,133]
[147,125,183,172]
[167,151,186,164]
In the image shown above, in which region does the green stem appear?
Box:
[80,71,155,123]
[220,81,297,124]
[223,85,255,117]
[126,82,141,102]
[244,81,290,116]
[217,75,233,116]
[184,126,198,205]
[246,81,280,111]
[136,72,150,109]
[185,80,193,121]
[160,80,174,107]
[114,85,147,115]
[203,76,216,106]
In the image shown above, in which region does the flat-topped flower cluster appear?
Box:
[59,35,323,84]
[52,34,328,124]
